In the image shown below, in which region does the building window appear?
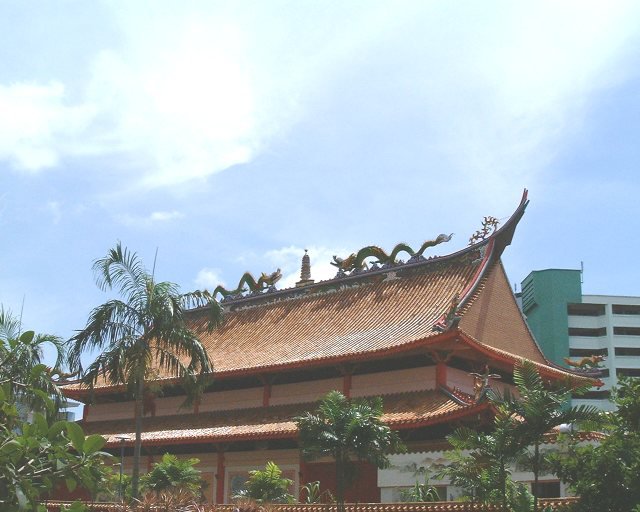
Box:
[568,327,607,337]
[614,327,640,336]
[568,303,605,316]
[569,348,608,357]
[575,390,611,399]
[613,304,640,315]
[617,368,640,378]
[532,481,561,498]
[615,347,640,356]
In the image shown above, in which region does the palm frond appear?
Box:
[92,241,148,298]
[0,306,21,343]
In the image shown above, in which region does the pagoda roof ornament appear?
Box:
[296,249,314,287]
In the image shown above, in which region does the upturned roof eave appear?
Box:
[100,396,491,449]
[61,329,463,399]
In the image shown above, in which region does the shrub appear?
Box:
[233,461,294,504]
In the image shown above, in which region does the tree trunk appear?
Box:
[532,442,540,512]
[336,452,346,512]
[131,378,144,499]
[499,459,507,510]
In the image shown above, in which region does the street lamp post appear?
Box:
[115,435,131,502]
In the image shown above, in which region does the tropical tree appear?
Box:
[496,360,600,512]
[0,375,110,511]
[295,390,404,512]
[439,404,522,509]
[69,243,223,499]
[550,377,640,512]
[141,453,204,498]
[0,306,67,417]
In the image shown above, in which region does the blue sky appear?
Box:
[1,1,640,364]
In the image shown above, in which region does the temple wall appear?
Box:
[87,365,443,420]
[85,401,132,421]
[351,366,436,397]
[270,377,342,406]
[224,449,300,503]
[153,395,190,416]
[443,367,474,395]
[199,386,263,412]
[379,450,568,503]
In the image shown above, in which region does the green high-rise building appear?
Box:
[520,268,640,411]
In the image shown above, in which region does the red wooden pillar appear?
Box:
[299,454,308,490]
[342,373,352,398]
[436,361,447,387]
[216,448,225,504]
[263,382,272,407]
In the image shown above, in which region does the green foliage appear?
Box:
[94,467,131,502]
[0,386,110,511]
[295,391,404,511]
[69,242,223,498]
[439,406,522,508]
[299,481,334,504]
[550,377,640,512]
[141,453,204,497]
[0,307,67,419]
[0,310,110,511]
[400,478,440,502]
[441,361,600,512]
[233,461,294,504]
[493,360,600,512]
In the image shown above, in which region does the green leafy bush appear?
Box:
[233,461,294,503]
[0,384,110,511]
[400,478,440,502]
[299,481,334,504]
[141,453,204,498]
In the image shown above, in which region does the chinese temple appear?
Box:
[63,190,587,503]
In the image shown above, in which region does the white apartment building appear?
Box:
[569,295,640,411]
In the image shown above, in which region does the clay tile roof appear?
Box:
[65,191,556,397]
[87,389,483,447]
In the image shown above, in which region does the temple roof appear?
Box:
[87,389,488,448]
[65,190,586,399]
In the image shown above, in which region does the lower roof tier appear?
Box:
[86,388,490,448]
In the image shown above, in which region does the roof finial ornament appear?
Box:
[470,365,501,402]
[296,249,315,287]
[468,216,499,246]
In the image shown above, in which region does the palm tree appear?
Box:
[295,390,404,512]
[497,360,600,512]
[69,243,222,499]
[441,405,522,509]
[0,306,66,417]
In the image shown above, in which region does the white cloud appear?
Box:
[414,1,640,198]
[0,82,94,171]
[194,268,224,291]
[0,0,638,198]
[116,210,185,227]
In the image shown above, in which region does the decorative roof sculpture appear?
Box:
[330,234,453,275]
[295,250,314,287]
[212,268,282,301]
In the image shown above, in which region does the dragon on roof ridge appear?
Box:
[331,233,453,273]
[212,269,282,300]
